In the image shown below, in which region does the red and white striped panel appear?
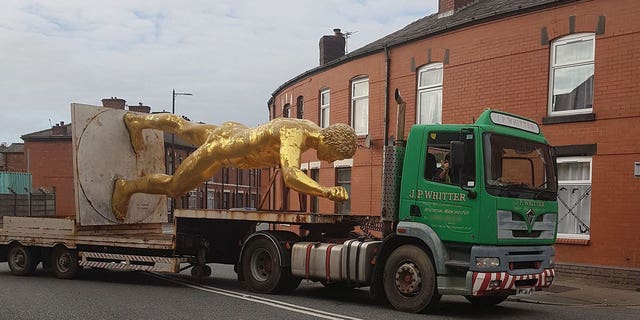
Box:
[80,252,177,264]
[472,268,555,296]
[78,252,186,273]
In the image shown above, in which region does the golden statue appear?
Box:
[111,112,358,220]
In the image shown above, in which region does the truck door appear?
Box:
[408,129,479,243]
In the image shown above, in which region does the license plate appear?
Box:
[516,287,535,296]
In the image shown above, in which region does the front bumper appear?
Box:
[469,268,555,296]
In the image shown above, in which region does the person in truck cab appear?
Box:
[434,153,451,183]
[111,112,357,220]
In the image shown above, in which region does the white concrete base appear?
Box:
[71,103,167,226]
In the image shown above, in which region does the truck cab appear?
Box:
[389,109,557,307]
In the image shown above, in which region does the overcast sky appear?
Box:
[0,0,437,144]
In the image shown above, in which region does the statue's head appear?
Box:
[318,123,357,162]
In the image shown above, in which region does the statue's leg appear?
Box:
[112,143,223,219]
[123,113,217,153]
[112,173,175,220]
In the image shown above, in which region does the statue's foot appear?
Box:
[112,178,130,221]
[123,112,145,154]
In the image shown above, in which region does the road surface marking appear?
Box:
[150,272,364,320]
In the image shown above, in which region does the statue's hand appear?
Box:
[325,186,349,202]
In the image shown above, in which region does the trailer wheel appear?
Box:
[241,237,298,293]
[7,244,38,276]
[465,295,508,306]
[191,265,212,278]
[383,245,437,313]
[51,246,79,279]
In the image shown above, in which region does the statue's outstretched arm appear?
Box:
[278,130,348,202]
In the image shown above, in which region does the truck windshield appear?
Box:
[483,133,557,200]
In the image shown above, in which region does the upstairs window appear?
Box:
[417,63,443,124]
[296,96,304,119]
[549,33,595,115]
[351,77,369,135]
[320,89,330,128]
[283,103,291,118]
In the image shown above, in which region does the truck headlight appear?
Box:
[476,257,500,268]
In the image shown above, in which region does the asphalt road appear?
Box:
[1,263,638,320]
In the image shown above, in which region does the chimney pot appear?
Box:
[52,121,68,136]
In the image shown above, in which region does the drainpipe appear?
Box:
[383,46,391,146]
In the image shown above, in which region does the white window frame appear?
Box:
[206,190,214,209]
[417,63,443,124]
[351,77,369,135]
[556,156,592,240]
[320,89,330,128]
[188,189,198,209]
[548,33,595,116]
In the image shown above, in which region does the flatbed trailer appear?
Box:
[0,209,367,275]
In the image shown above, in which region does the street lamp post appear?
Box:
[170,89,192,219]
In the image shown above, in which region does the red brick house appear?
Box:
[267,0,640,281]
[0,143,26,172]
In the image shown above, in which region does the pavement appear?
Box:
[509,276,640,306]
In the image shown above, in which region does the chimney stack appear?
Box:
[319,28,346,66]
[129,102,151,113]
[438,0,476,17]
[101,97,126,109]
[52,121,68,136]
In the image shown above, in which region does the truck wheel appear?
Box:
[465,295,508,306]
[383,245,437,313]
[7,244,38,276]
[241,237,298,293]
[51,246,79,279]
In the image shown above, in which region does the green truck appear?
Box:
[1,102,557,314]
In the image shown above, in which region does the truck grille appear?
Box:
[497,210,556,240]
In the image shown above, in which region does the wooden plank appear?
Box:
[175,209,353,224]
[76,223,169,237]
[3,216,75,233]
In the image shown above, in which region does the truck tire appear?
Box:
[241,237,299,293]
[465,295,508,306]
[51,246,79,279]
[7,244,38,276]
[383,245,437,313]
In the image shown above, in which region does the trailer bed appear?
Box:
[0,216,175,250]
[174,208,364,225]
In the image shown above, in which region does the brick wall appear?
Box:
[556,263,640,287]
[24,140,74,216]
[5,152,26,172]
[270,0,640,269]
